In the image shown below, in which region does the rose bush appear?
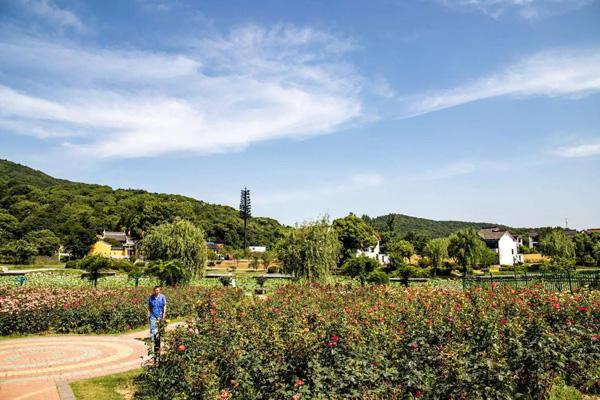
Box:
[0,286,207,335]
[138,284,600,400]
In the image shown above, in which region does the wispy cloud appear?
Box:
[554,141,600,158]
[0,24,362,157]
[438,0,593,20]
[15,0,85,31]
[401,48,600,117]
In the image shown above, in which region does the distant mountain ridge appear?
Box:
[366,213,505,238]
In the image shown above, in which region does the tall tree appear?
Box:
[333,213,377,265]
[24,229,61,256]
[540,230,576,269]
[404,231,432,255]
[276,216,340,281]
[424,237,449,276]
[573,232,597,266]
[140,218,208,277]
[239,187,251,249]
[448,228,486,274]
[388,238,415,264]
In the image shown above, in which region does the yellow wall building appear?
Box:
[88,240,132,258]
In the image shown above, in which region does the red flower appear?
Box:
[220,389,230,400]
[409,342,418,350]
[331,335,339,342]
[177,344,186,352]
[578,307,589,312]
[553,303,560,310]
[415,389,423,398]
[294,378,304,386]
[501,318,507,325]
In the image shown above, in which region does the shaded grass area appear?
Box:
[70,369,141,400]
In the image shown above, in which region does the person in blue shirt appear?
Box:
[147,285,167,340]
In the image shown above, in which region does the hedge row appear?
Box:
[0,286,205,335]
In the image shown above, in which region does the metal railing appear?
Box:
[462,270,600,292]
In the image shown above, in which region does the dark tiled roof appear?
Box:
[478,227,511,241]
[102,231,128,242]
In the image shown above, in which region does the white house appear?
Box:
[249,246,267,253]
[478,227,523,266]
[357,240,389,265]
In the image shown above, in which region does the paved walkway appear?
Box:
[0,329,154,400]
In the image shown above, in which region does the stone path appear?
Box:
[0,329,154,400]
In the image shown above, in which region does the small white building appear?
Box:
[249,246,267,253]
[478,227,523,266]
[357,240,389,265]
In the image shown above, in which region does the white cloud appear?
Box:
[0,24,362,158]
[554,142,600,158]
[402,48,600,117]
[438,0,593,20]
[17,0,85,31]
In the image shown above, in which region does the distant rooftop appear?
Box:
[478,227,512,241]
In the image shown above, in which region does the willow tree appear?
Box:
[276,217,340,281]
[140,218,207,277]
[424,237,449,276]
[448,228,486,274]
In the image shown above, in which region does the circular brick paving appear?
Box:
[0,335,148,400]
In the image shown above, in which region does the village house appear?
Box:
[357,240,390,265]
[478,227,523,266]
[88,230,137,259]
[206,241,224,253]
[249,245,267,253]
[528,231,540,249]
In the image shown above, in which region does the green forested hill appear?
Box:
[0,159,72,188]
[0,159,286,257]
[0,159,553,262]
[364,213,501,238]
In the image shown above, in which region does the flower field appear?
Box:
[138,284,600,400]
[0,286,207,335]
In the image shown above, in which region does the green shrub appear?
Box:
[548,378,583,400]
[146,260,190,286]
[65,259,81,269]
[365,270,389,284]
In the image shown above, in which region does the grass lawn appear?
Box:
[70,369,141,400]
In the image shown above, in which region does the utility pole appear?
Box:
[239,187,251,250]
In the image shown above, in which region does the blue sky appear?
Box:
[1,0,599,228]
